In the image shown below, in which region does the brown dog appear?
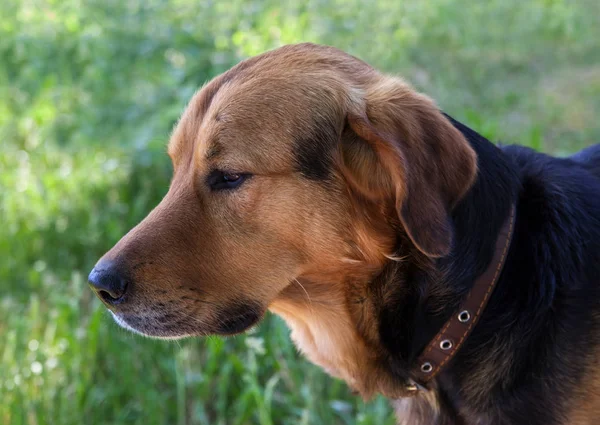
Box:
[89,43,600,424]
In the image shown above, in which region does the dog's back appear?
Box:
[455,139,600,425]
[571,144,600,179]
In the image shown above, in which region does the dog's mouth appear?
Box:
[109,301,265,339]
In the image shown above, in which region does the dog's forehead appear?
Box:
[168,84,296,169]
[169,44,368,169]
[216,81,319,132]
[195,76,343,166]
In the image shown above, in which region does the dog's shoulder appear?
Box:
[569,144,600,180]
[500,143,600,278]
[501,143,600,220]
[502,143,600,186]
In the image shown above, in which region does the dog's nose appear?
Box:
[88,260,129,306]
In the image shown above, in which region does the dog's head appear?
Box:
[89,43,476,394]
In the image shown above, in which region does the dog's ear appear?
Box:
[340,77,477,257]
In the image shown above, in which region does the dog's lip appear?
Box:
[110,312,146,336]
[110,311,198,340]
[109,302,265,339]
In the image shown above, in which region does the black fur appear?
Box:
[379,115,600,424]
[212,301,263,335]
[293,115,339,180]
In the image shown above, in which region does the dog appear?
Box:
[88,43,600,425]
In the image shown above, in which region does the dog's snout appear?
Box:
[88,260,129,306]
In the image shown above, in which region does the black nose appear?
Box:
[88,260,129,305]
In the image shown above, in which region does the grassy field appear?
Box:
[1,1,599,424]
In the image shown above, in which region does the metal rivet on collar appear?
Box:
[406,379,427,392]
[406,382,418,392]
[440,339,453,350]
[458,310,471,323]
[421,362,433,373]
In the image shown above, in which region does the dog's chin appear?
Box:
[110,302,265,339]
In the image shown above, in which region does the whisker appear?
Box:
[384,253,407,262]
[341,257,362,264]
[177,309,212,328]
[293,278,314,313]
[354,244,369,261]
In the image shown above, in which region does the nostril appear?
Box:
[88,261,130,306]
[98,283,127,305]
[99,289,115,302]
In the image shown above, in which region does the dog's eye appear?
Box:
[207,170,250,191]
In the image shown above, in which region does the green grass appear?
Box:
[1,0,599,424]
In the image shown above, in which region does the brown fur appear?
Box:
[568,338,600,425]
[93,43,594,423]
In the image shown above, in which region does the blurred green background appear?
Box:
[1,0,599,424]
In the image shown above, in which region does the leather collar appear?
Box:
[407,204,516,392]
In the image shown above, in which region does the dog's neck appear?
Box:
[271,115,523,402]
[379,115,521,366]
[376,115,522,418]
